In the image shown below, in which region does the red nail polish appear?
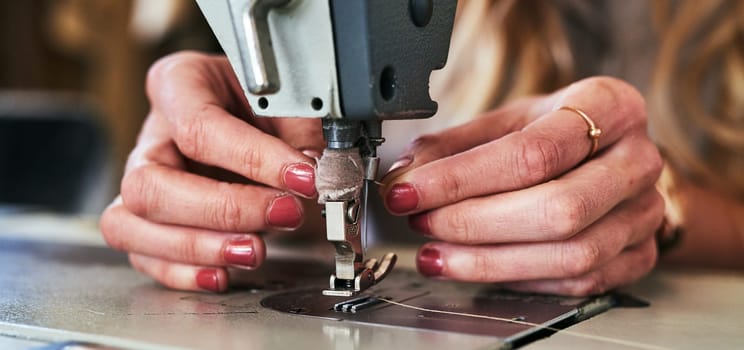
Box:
[224,239,256,268]
[386,183,419,214]
[417,247,443,277]
[196,268,221,292]
[267,195,303,229]
[409,212,432,237]
[284,163,316,198]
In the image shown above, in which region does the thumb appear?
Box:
[270,118,326,157]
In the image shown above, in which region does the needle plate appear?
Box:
[261,269,621,346]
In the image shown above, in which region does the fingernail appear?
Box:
[196,268,221,292]
[386,183,419,214]
[301,149,322,159]
[383,156,413,178]
[417,247,443,277]
[224,239,256,268]
[267,195,303,229]
[284,163,316,198]
[408,212,432,237]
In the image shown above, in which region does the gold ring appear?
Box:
[559,106,602,160]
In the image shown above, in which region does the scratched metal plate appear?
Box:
[0,237,614,349]
[261,281,614,343]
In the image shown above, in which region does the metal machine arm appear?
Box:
[196,0,456,296]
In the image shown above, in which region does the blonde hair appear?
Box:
[650,0,744,198]
[431,0,574,121]
[433,0,744,198]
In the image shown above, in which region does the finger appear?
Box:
[382,99,536,180]
[129,253,229,293]
[409,135,663,243]
[101,200,267,269]
[147,52,316,196]
[146,52,251,120]
[125,112,186,172]
[384,77,648,214]
[120,164,304,232]
[414,190,663,282]
[499,237,658,296]
[170,104,315,193]
[131,54,244,172]
[270,118,326,157]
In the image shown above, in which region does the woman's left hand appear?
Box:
[382,77,664,296]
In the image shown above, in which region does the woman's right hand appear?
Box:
[100,51,325,292]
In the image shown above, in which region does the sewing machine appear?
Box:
[2,2,744,349]
[195,0,456,296]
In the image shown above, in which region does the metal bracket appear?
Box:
[236,0,291,94]
[323,199,396,297]
[196,0,343,119]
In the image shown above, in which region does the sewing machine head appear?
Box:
[196,0,456,296]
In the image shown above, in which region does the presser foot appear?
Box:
[322,253,397,297]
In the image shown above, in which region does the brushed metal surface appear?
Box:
[0,238,503,350]
[2,214,743,350]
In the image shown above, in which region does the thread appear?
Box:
[378,298,672,350]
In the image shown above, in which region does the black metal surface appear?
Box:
[261,275,614,340]
[329,0,457,120]
[322,119,360,149]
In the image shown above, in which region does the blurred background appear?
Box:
[0,0,220,214]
